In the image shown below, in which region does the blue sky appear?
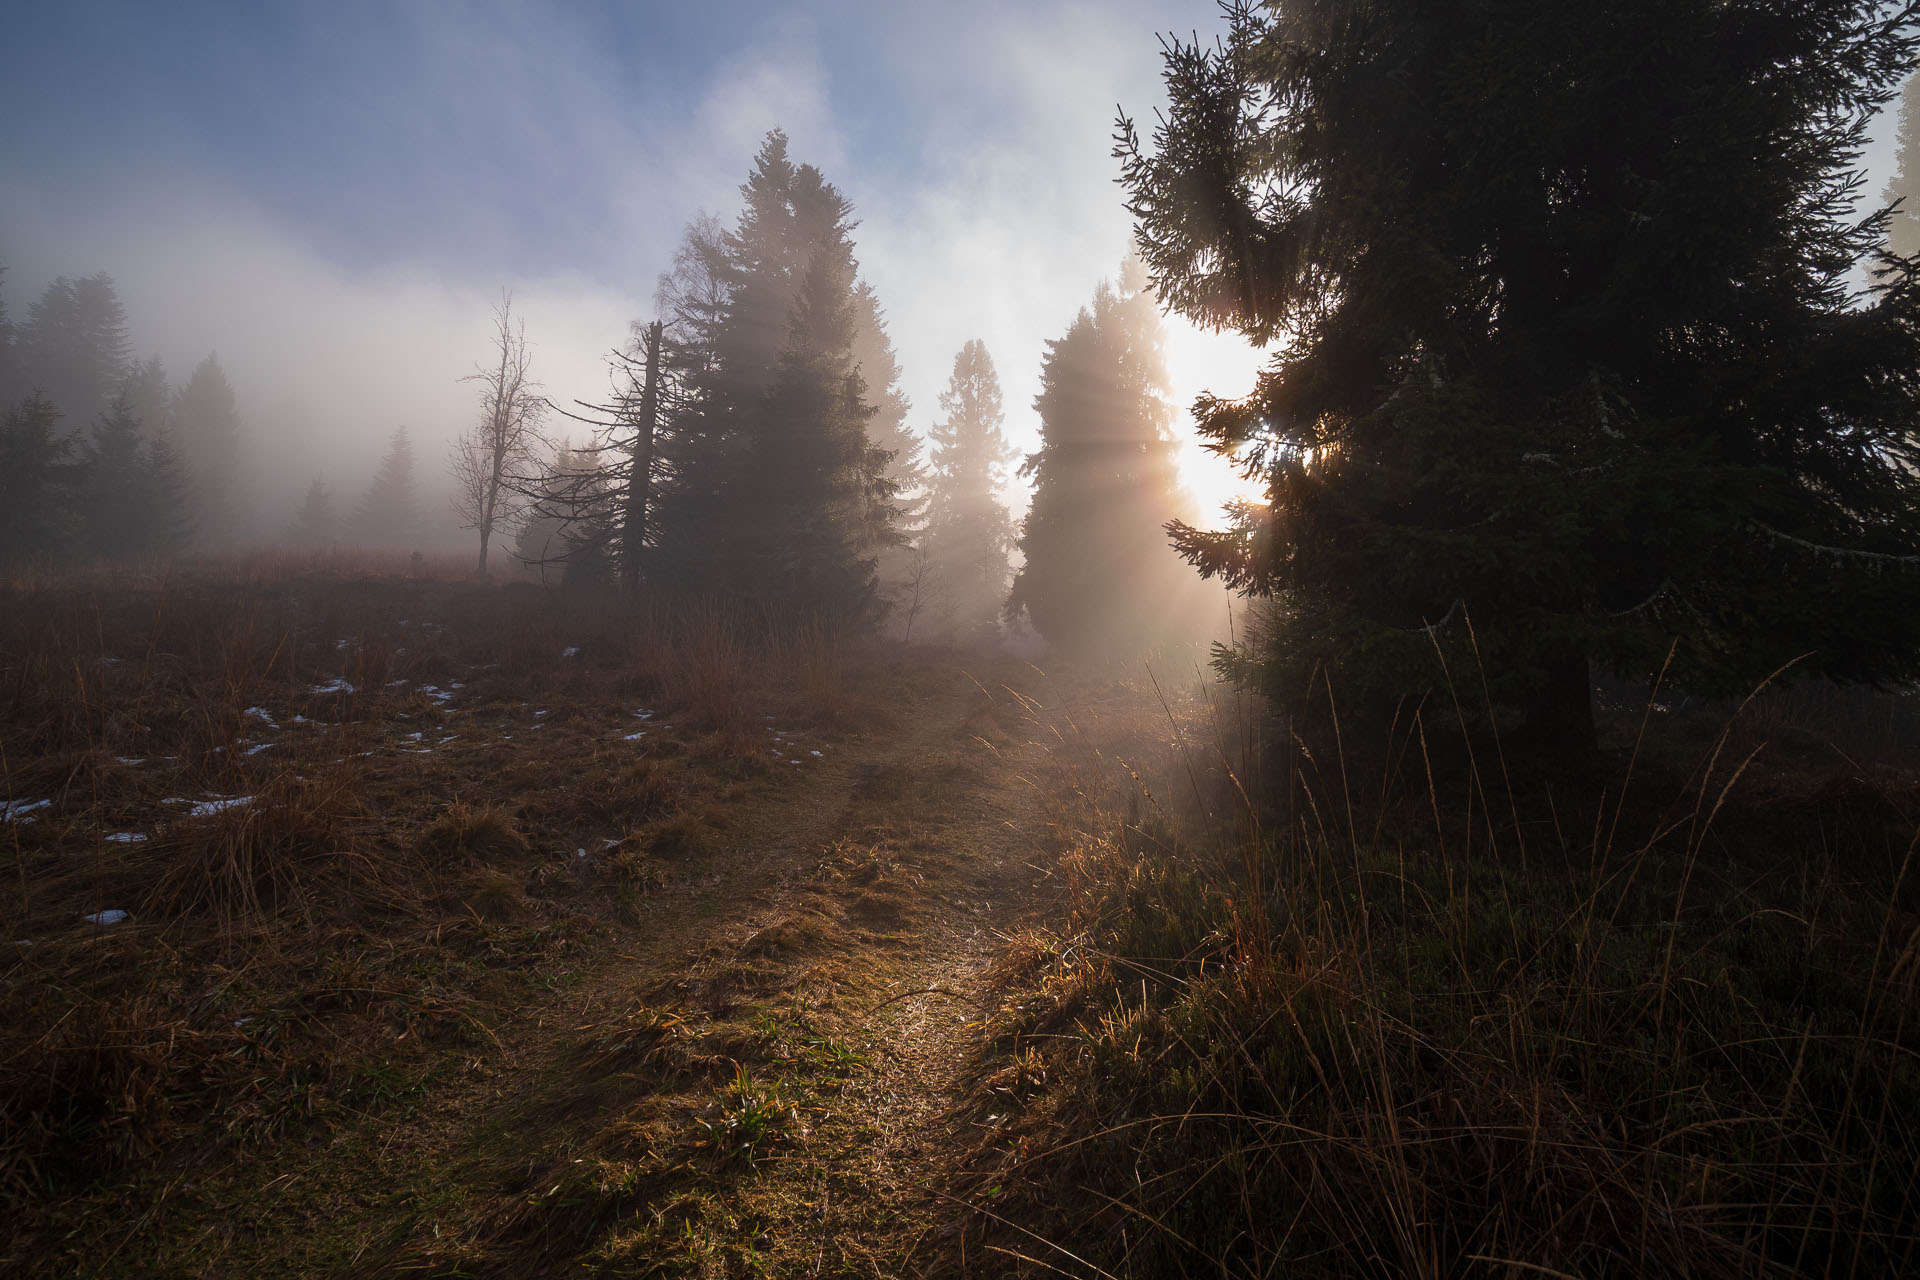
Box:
[1,2,1903,523]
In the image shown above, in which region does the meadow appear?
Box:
[4,554,1918,1277]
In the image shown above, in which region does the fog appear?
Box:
[0,2,1292,550]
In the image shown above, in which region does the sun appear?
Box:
[1160,316,1270,519]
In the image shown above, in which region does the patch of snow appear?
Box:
[386,679,410,688]
[561,647,580,658]
[406,731,423,742]
[533,709,549,718]
[2,798,51,822]
[83,909,130,926]
[623,731,647,741]
[245,743,273,756]
[243,706,276,725]
[310,678,356,695]
[634,708,654,720]
[233,1016,253,1027]
[188,796,253,818]
[810,750,823,757]
[114,756,145,766]
[438,735,458,745]
[105,832,148,843]
[448,682,465,690]
[575,847,588,858]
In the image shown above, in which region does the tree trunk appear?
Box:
[476,527,491,577]
[621,322,663,598]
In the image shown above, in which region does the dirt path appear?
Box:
[171,653,1072,1277]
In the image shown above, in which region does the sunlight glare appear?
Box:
[1160,316,1269,519]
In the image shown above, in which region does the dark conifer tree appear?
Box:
[76,395,150,559]
[853,282,926,604]
[0,392,79,563]
[650,131,899,619]
[172,354,243,544]
[286,476,338,546]
[513,444,606,583]
[923,339,1016,638]
[0,268,17,409]
[1121,2,1920,753]
[116,355,172,441]
[141,429,195,556]
[16,273,130,430]
[1007,267,1189,654]
[352,427,422,547]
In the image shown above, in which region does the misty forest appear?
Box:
[8,2,1920,1276]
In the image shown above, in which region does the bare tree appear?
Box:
[451,294,544,576]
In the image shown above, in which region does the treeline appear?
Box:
[0,271,444,566]
[494,130,1205,651]
[0,272,240,563]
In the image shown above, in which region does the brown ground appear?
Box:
[2,576,1127,1277]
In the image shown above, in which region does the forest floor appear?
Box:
[1,565,1189,1278]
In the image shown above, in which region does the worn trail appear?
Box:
[190,655,1071,1277]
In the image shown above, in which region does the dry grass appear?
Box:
[0,550,894,1275]
[956,659,1920,1278]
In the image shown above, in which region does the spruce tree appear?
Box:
[0,392,79,563]
[141,430,195,556]
[16,273,130,430]
[286,476,337,546]
[0,268,17,409]
[923,339,1016,638]
[1006,265,1189,654]
[116,355,172,440]
[172,354,243,545]
[1121,1,1920,751]
[76,395,150,560]
[352,427,422,547]
[853,282,927,607]
[650,131,899,620]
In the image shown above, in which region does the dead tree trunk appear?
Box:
[620,321,663,597]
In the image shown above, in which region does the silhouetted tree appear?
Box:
[16,273,129,430]
[923,339,1016,639]
[0,268,17,409]
[1007,265,1189,653]
[352,427,421,547]
[171,354,243,544]
[853,282,926,604]
[451,295,545,575]
[286,476,338,546]
[514,443,616,586]
[1122,1,1920,753]
[116,355,172,442]
[140,430,195,556]
[1888,69,1920,260]
[650,131,899,620]
[75,396,149,560]
[0,392,79,563]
